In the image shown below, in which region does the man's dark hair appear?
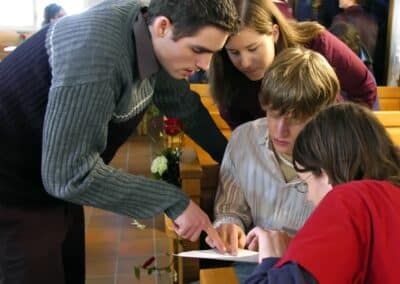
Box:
[147,0,240,40]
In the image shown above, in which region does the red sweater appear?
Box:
[277,180,400,284]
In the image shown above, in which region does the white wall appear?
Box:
[387,0,400,86]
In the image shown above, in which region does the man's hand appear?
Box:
[206,223,246,255]
[173,200,226,252]
[246,227,291,263]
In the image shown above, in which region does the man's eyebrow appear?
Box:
[192,45,219,53]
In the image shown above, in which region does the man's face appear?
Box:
[266,108,310,156]
[151,18,229,79]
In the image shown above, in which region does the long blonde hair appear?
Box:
[209,0,325,106]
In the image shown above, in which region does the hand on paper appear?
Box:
[173,200,226,252]
[246,227,291,263]
[206,223,246,256]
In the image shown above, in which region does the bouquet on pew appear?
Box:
[150,147,182,187]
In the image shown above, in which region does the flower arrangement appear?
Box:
[151,147,182,187]
[133,147,182,281]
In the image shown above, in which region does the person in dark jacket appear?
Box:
[331,0,378,68]
[329,21,374,72]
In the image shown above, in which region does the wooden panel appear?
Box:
[373,111,400,145]
[200,267,239,284]
[377,86,400,110]
[190,83,231,133]
[164,147,203,284]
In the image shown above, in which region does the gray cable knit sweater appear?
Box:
[1,0,226,219]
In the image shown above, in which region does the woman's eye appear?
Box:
[227,50,239,56]
[248,46,258,52]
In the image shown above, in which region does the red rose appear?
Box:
[163,118,182,136]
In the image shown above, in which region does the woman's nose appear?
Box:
[240,54,251,69]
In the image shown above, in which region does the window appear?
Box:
[0,0,86,31]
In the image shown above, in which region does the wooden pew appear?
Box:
[188,83,231,236]
[373,111,400,145]
[200,267,239,284]
[165,148,203,284]
[190,83,231,138]
[377,86,400,110]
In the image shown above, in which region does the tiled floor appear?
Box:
[85,135,174,284]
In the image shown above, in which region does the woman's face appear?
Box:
[225,26,279,81]
[297,170,332,206]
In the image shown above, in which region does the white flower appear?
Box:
[151,155,168,176]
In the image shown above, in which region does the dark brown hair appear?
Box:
[259,47,339,121]
[293,103,400,186]
[147,0,240,40]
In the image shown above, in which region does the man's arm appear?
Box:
[42,81,190,219]
[153,71,227,163]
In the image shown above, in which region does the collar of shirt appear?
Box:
[256,120,271,148]
[133,10,159,80]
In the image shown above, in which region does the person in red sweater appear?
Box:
[209,0,377,130]
[245,103,400,284]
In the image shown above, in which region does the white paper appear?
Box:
[175,248,258,263]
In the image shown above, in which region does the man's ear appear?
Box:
[151,16,173,38]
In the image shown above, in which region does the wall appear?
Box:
[0,31,19,60]
[387,0,400,86]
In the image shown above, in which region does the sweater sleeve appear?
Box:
[153,70,227,163]
[41,81,189,220]
[310,31,377,108]
[245,258,318,284]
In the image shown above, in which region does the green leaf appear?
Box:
[134,266,141,280]
[148,267,155,275]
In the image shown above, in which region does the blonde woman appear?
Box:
[209,0,377,130]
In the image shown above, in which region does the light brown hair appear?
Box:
[293,103,400,186]
[259,47,339,121]
[209,0,325,106]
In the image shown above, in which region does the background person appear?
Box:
[42,3,67,26]
[329,22,373,73]
[331,0,378,70]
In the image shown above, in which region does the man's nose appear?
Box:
[196,53,213,71]
[276,118,290,136]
